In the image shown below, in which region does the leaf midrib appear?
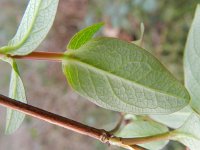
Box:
[66,58,188,102]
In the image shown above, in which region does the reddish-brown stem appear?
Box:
[5,51,65,62]
[0,94,110,142]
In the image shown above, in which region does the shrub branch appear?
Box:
[0,94,174,150]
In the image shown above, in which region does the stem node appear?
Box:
[99,130,110,143]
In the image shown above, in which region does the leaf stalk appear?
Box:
[0,51,65,62]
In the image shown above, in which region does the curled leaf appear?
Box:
[132,23,145,47]
[0,56,26,134]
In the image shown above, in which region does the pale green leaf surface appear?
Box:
[184,4,200,114]
[150,106,192,128]
[117,120,169,150]
[0,56,26,134]
[67,22,104,50]
[172,113,200,150]
[63,37,190,114]
[0,0,59,55]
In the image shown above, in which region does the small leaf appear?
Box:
[0,56,26,134]
[150,106,192,128]
[63,37,190,114]
[184,4,200,113]
[0,0,59,56]
[132,23,145,46]
[116,120,169,150]
[172,113,200,150]
[67,22,104,50]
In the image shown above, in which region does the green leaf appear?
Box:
[63,37,190,114]
[150,106,192,128]
[0,56,26,134]
[172,113,200,150]
[0,0,59,56]
[116,120,169,150]
[184,4,200,114]
[67,22,104,50]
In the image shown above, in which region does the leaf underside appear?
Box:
[63,37,190,114]
[177,5,200,150]
[0,0,59,134]
[150,106,192,129]
[0,56,26,134]
[0,0,59,56]
[117,120,169,150]
[184,4,200,114]
[173,113,200,150]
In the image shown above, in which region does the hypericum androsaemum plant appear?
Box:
[0,1,200,150]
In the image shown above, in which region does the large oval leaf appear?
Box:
[116,120,169,150]
[0,0,59,56]
[63,37,190,114]
[184,4,200,114]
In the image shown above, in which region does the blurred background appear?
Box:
[0,0,200,149]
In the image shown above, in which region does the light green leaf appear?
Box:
[0,0,59,56]
[132,23,145,46]
[150,106,192,128]
[63,37,190,114]
[172,113,200,150]
[184,4,200,114]
[67,22,104,50]
[0,56,26,134]
[116,120,169,150]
